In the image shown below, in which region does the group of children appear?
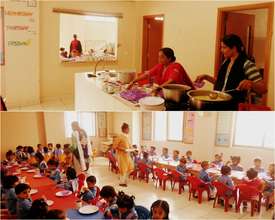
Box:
[129,145,274,209]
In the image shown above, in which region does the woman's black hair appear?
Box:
[66,167,77,180]
[100,185,117,198]
[150,200,170,220]
[160,48,176,62]
[222,34,247,58]
[28,198,48,219]
[2,175,19,189]
[46,209,65,219]
[116,191,135,210]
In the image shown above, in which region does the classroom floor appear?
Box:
[8,96,74,111]
[88,157,273,220]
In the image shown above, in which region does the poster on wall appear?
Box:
[183,112,195,144]
[0,7,4,65]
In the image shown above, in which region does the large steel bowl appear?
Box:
[187,90,233,110]
[162,84,191,103]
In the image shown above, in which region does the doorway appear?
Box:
[215,2,274,105]
[142,15,164,72]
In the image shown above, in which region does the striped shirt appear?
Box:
[243,60,262,83]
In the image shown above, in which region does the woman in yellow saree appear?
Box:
[113,123,134,187]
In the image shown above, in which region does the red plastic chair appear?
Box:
[153,168,171,191]
[137,162,151,183]
[170,170,189,194]
[187,176,211,204]
[212,181,237,212]
[107,151,119,174]
[129,168,138,180]
[238,103,271,111]
[236,184,262,216]
[77,173,86,194]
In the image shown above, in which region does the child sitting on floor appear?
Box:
[37,144,44,155]
[172,150,180,162]
[3,150,16,165]
[3,175,19,215]
[176,158,188,181]
[80,175,99,204]
[185,150,193,163]
[43,147,51,162]
[47,159,61,183]
[99,185,118,219]
[27,146,37,166]
[116,191,138,219]
[199,161,215,199]
[253,157,265,174]
[35,152,48,175]
[16,146,28,162]
[53,144,64,162]
[263,163,275,209]
[64,167,78,192]
[150,200,170,220]
[62,144,73,171]
[226,156,243,171]
[15,183,32,219]
[211,153,223,169]
[161,147,171,161]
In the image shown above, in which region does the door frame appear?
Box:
[215,2,274,103]
[142,14,164,72]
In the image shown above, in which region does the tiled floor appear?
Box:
[88,157,273,220]
[9,97,74,111]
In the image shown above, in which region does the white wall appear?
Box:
[1,0,40,108]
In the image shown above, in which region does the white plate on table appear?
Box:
[78,205,99,215]
[21,167,29,171]
[55,190,72,197]
[33,174,43,178]
[30,189,38,195]
[46,200,54,206]
[26,169,36,173]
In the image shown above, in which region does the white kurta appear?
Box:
[72,130,93,171]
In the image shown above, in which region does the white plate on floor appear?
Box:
[21,167,29,171]
[46,200,54,206]
[12,172,20,175]
[27,169,36,173]
[55,190,72,197]
[78,205,99,215]
[30,189,38,195]
[33,174,43,178]
[5,165,12,169]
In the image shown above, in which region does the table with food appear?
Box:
[4,162,104,219]
[75,71,244,111]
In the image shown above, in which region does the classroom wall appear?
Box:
[39,1,137,102]
[1,112,43,159]
[134,0,274,108]
[138,112,275,170]
[1,0,40,108]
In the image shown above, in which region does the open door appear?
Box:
[225,12,255,59]
[142,15,164,72]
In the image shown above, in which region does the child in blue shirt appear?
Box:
[176,158,187,181]
[81,175,99,204]
[47,159,61,183]
[199,161,215,199]
[15,183,32,219]
[4,175,19,215]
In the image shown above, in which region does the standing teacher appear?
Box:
[195,34,266,109]
[71,121,93,173]
[112,123,134,187]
